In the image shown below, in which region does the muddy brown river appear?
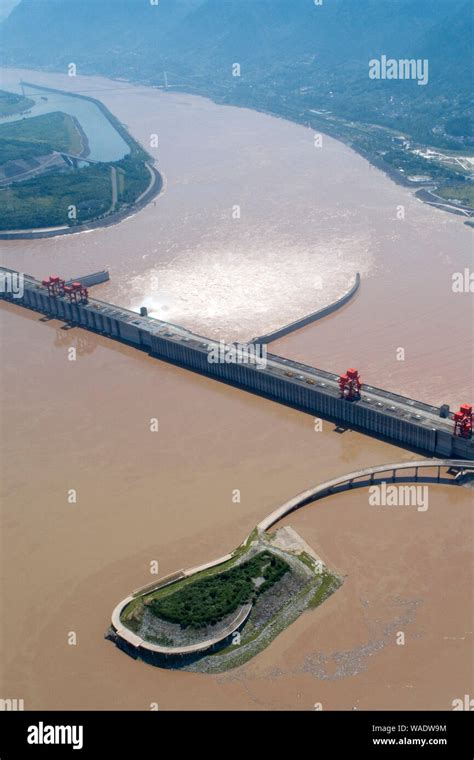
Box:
[0,68,472,710]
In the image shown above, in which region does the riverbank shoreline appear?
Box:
[0,80,164,239]
[0,161,163,239]
[239,105,474,225]
[72,113,90,159]
[2,70,470,236]
[152,80,472,225]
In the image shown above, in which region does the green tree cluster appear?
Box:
[151,552,289,629]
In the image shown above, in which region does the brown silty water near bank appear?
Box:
[1,306,472,710]
[0,69,472,710]
[1,69,473,405]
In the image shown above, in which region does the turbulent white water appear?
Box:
[1,67,472,399]
[1,68,374,341]
[1,68,472,713]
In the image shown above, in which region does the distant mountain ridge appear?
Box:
[1,0,472,148]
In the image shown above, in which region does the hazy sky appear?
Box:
[0,0,20,22]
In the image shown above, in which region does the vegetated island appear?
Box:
[0,85,162,238]
[107,526,342,673]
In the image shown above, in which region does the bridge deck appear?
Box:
[257,459,474,531]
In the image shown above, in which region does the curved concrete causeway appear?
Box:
[110,458,473,661]
[257,459,474,532]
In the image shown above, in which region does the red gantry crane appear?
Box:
[41,275,66,297]
[338,367,362,400]
[42,276,88,304]
[63,281,89,305]
[453,404,473,439]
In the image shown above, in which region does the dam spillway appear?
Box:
[1,266,473,461]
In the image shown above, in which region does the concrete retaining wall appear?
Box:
[111,550,251,660]
[110,458,473,662]
[132,570,186,596]
[111,603,252,664]
[66,270,110,288]
[251,273,360,344]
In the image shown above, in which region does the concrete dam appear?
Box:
[1,266,473,460]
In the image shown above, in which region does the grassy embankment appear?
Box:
[0,104,151,231]
[435,184,474,207]
[0,110,83,163]
[0,89,34,116]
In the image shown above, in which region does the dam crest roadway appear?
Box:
[1,265,473,461]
